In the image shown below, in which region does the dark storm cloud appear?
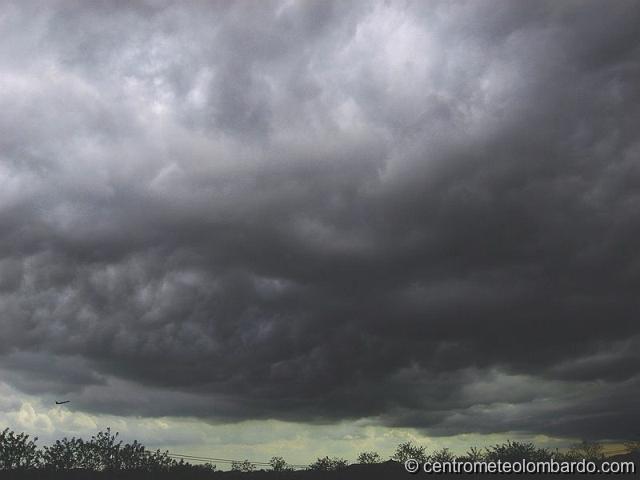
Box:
[0,0,639,440]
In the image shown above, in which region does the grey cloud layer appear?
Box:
[1,0,639,440]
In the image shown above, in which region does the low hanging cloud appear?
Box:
[1,0,639,441]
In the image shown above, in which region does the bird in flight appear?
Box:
[55,401,70,405]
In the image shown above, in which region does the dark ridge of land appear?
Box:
[0,454,638,480]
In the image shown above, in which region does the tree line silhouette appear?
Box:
[0,426,637,478]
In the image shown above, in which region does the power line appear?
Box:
[168,453,269,465]
[167,452,309,469]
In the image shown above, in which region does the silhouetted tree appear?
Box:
[624,441,640,454]
[269,455,293,471]
[458,446,486,462]
[84,428,122,471]
[117,440,174,471]
[194,462,217,471]
[0,428,41,470]
[485,440,551,462]
[308,456,348,471]
[566,440,605,462]
[356,451,382,464]
[42,437,91,470]
[392,441,428,463]
[231,459,255,472]
[430,447,455,462]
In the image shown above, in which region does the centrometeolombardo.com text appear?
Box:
[404,458,637,475]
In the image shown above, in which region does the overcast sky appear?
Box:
[1,0,639,462]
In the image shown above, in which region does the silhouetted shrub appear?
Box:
[170,459,217,473]
[193,462,217,472]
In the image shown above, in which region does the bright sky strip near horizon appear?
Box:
[0,0,639,464]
